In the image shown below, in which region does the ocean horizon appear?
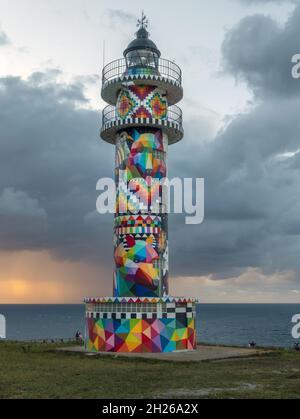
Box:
[0,303,299,348]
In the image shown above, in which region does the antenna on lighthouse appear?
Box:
[102,40,106,68]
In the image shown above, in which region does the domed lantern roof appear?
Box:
[124,27,161,57]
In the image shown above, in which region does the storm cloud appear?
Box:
[0,26,9,46]
[222,6,300,98]
[0,3,300,289]
[0,72,114,262]
[168,3,300,280]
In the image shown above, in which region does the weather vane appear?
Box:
[137,11,148,30]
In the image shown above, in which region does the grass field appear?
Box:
[0,342,299,399]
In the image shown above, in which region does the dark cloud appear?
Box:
[222,7,300,98]
[1,4,300,288]
[0,72,114,263]
[169,96,300,277]
[167,4,300,280]
[0,27,10,46]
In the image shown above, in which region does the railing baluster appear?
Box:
[102,57,182,87]
[102,104,182,131]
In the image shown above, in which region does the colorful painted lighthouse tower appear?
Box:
[85,15,197,353]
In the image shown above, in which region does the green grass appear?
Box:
[0,342,300,399]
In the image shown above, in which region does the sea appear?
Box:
[0,304,299,348]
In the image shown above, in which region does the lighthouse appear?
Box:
[85,14,197,353]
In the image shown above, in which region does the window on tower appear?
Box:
[125,49,159,70]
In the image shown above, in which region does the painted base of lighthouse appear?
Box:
[85,297,197,353]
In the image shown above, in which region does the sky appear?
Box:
[0,0,300,303]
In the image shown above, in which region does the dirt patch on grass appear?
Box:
[155,383,258,398]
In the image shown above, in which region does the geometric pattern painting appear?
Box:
[114,127,169,298]
[87,317,196,353]
[116,85,168,121]
[116,90,136,119]
[114,238,160,297]
[126,67,158,77]
[85,297,196,304]
[115,215,162,235]
[85,299,197,353]
[116,129,167,181]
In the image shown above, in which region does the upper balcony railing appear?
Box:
[101,104,184,145]
[102,104,183,128]
[102,57,182,87]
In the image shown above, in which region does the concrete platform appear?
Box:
[56,345,271,362]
